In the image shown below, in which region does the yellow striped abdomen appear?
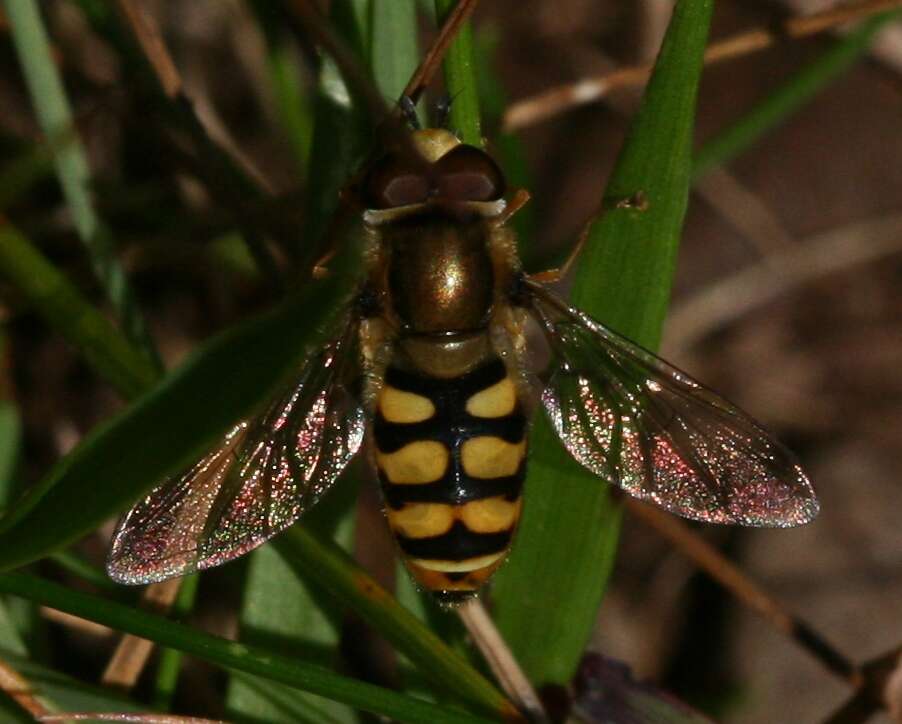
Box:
[374,356,527,603]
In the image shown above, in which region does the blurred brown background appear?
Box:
[2,1,901,722]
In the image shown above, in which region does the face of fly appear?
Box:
[360,128,508,227]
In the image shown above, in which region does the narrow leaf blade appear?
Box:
[0,265,356,568]
[0,573,496,724]
[492,0,715,685]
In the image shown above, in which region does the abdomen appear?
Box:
[373,348,527,603]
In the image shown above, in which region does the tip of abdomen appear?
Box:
[403,554,507,601]
[433,589,481,608]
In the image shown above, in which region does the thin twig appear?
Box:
[585,51,797,264]
[503,0,902,131]
[457,599,548,722]
[0,656,51,719]
[780,0,902,74]
[820,646,902,724]
[692,167,797,257]
[39,714,225,723]
[102,578,182,689]
[40,606,115,637]
[287,0,391,123]
[883,649,902,722]
[402,0,482,103]
[286,0,433,195]
[4,0,160,365]
[113,0,272,191]
[636,0,673,63]
[664,212,902,354]
[112,0,181,97]
[289,0,482,159]
[112,0,284,291]
[291,0,486,276]
[522,50,792,278]
[626,500,864,686]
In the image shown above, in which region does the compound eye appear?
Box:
[362,153,431,209]
[434,144,506,202]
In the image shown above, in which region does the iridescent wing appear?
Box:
[108,319,365,584]
[526,281,818,527]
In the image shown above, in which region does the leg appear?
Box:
[311,188,360,279]
[497,188,531,226]
[527,218,592,284]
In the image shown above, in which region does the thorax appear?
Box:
[380,214,494,336]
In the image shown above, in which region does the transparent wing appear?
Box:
[527,281,818,527]
[108,319,365,584]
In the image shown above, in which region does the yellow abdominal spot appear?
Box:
[387,503,455,538]
[378,385,435,423]
[460,437,525,479]
[377,441,448,484]
[465,377,517,418]
[408,550,506,573]
[460,496,522,534]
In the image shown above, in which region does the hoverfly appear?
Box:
[108,117,819,604]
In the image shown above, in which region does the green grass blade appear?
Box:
[46,551,124,595]
[227,6,375,720]
[151,573,199,711]
[300,5,371,268]
[473,26,536,252]
[693,11,900,178]
[0,573,498,724]
[0,381,21,510]
[0,260,357,562]
[0,604,27,659]
[227,7,374,720]
[249,1,316,171]
[269,44,315,171]
[227,492,360,723]
[3,0,159,365]
[0,224,158,400]
[285,15,506,720]
[434,0,482,146]
[491,0,715,686]
[0,141,55,211]
[229,671,356,724]
[276,528,520,721]
[370,0,420,105]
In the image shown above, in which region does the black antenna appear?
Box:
[399,95,421,130]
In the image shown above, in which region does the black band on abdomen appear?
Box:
[385,358,507,400]
[373,408,525,453]
[380,462,525,508]
[396,520,512,561]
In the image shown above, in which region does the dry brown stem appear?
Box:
[692,167,797,257]
[665,212,902,354]
[112,0,283,287]
[101,578,181,690]
[40,607,115,637]
[820,646,902,723]
[627,500,863,687]
[503,0,902,131]
[289,0,389,121]
[39,714,225,723]
[0,656,51,719]
[457,598,547,721]
[113,0,181,98]
[402,0,482,103]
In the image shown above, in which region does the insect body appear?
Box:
[363,132,531,600]
[108,128,819,602]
